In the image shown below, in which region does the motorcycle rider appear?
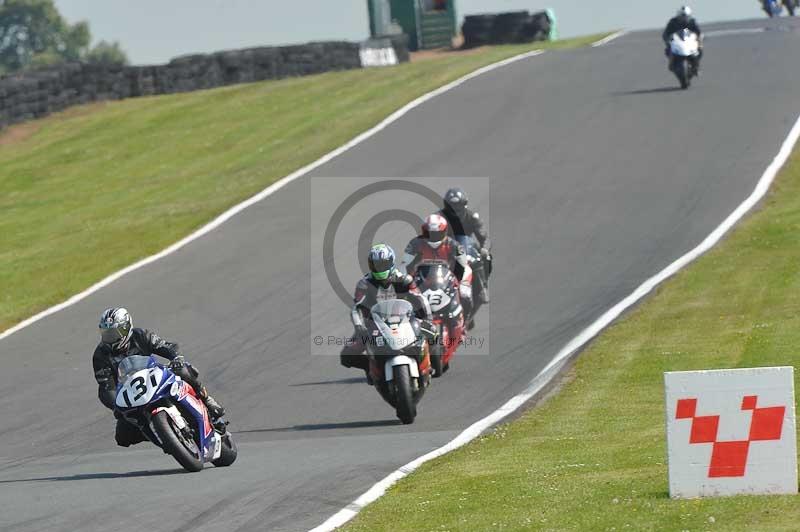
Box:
[339,244,436,380]
[437,187,491,308]
[93,307,226,447]
[761,0,797,17]
[402,213,474,324]
[662,6,703,75]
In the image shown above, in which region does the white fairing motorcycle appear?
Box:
[669,29,701,89]
[364,299,432,424]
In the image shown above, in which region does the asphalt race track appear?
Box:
[2,19,800,532]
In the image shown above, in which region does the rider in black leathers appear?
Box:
[437,187,491,309]
[662,6,704,74]
[339,244,434,379]
[93,307,225,447]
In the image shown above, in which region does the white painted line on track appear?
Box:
[0,48,545,343]
[591,30,627,47]
[705,28,767,38]
[309,114,800,532]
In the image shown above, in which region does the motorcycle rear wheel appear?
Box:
[394,366,416,424]
[152,411,204,472]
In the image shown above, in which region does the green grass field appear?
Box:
[0,34,604,334]
[343,154,800,529]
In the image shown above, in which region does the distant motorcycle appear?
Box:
[454,234,491,325]
[668,29,701,90]
[414,260,466,377]
[763,0,796,17]
[365,299,432,424]
[114,355,237,472]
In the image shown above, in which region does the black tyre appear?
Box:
[151,411,203,472]
[212,431,238,467]
[677,59,690,89]
[394,366,416,425]
[430,330,444,378]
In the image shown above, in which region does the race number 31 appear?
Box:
[664,366,797,498]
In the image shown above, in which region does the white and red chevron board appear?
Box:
[664,366,797,498]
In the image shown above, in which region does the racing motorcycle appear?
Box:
[454,234,491,325]
[114,355,237,472]
[763,0,795,17]
[414,260,465,378]
[668,29,701,90]
[365,299,432,424]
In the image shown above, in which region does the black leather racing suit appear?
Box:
[662,15,703,70]
[437,205,491,305]
[340,270,432,370]
[93,328,214,447]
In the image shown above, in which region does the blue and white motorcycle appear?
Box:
[114,355,237,472]
[763,0,796,17]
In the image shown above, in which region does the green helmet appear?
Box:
[368,243,395,281]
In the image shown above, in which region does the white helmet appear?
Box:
[422,213,448,249]
[678,6,692,17]
[99,307,133,351]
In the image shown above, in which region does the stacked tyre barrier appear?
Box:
[462,11,552,48]
[0,38,409,130]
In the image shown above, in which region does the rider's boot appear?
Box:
[197,385,226,420]
[476,280,490,304]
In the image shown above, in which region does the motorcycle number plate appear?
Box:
[424,289,451,312]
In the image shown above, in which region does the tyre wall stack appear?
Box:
[0,38,409,129]
[462,11,552,49]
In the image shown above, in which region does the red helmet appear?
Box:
[422,214,448,248]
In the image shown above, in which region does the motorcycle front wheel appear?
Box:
[430,329,444,378]
[676,59,690,89]
[394,366,417,424]
[152,411,204,472]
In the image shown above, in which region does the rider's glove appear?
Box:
[355,324,369,339]
[169,355,186,370]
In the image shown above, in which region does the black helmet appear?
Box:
[368,243,396,282]
[443,187,468,216]
[99,307,133,351]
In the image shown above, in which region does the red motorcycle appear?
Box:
[414,260,467,377]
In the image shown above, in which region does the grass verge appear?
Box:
[342,152,800,529]
[0,34,606,333]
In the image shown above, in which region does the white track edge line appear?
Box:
[591,30,627,47]
[309,114,800,532]
[0,48,545,343]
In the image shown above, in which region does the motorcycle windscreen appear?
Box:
[117,355,153,380]
[453,235,478,257]
[371,299,419,351]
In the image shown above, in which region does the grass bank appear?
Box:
[0,34,606,333]
[343,151,800,529]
